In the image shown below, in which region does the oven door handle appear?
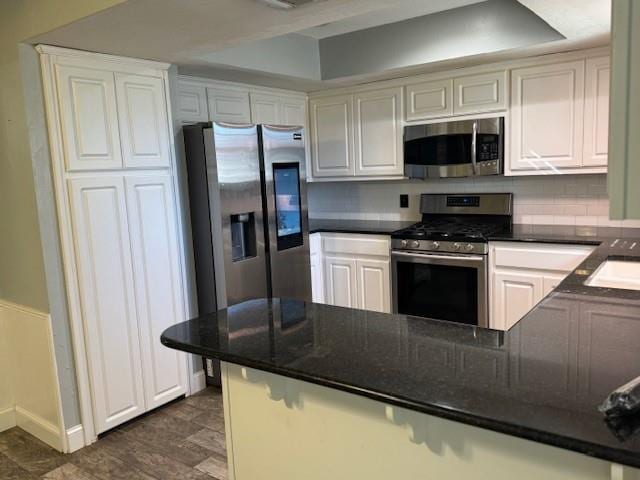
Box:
[391,251,485,263]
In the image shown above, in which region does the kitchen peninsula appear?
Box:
[162,238,640,480]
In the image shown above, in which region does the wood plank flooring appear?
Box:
[0,387,228,479]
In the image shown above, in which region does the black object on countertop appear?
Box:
[600,375,640,418]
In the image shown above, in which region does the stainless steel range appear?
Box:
[391,193,513,327]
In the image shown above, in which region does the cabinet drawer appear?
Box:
[321,233,390,257]
[491,242,595,272]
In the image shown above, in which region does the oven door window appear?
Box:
[396,261,478,325]
[404,133,472,166]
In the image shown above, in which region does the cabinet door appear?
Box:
[250,92,281,124]
[510,60,585,171]
[323,256,357,308]
[543,272,567,296]
[207,87,251,123]
[177,83,209,123]
[583,56,610,167]
[492,270,544,330]
[124,175,188,410]
[116,74,171,168]
[353,87,403,177]
[309,95,354,177]
[55,65,122,171]
[453,71,507,115]
[280,97,306,126]
[68,176,145,433]
[356,258,390,313]
[405,78,452,121]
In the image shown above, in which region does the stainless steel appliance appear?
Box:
[391,193,513,327]
[183,122,311,312]
[404,117,504,179]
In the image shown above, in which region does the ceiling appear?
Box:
[30,0,611,92]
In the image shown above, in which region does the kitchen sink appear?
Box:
[585,260,640,290]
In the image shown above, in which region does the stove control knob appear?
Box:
[465,243,475,252]
[400,239,408,248]
[411,240,420,249]
[432,241,440,250]
[453,242,462,251]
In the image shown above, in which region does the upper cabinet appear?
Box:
[280,97,306,127]
[55,65,123,171]
[508,56,609,175]
[176,82,208,124]
[583,56,610,167]
[353,87,403,177]
[206,86,251,123]
[250,92,307,126]
[405,78,452,121]
[115,73,171,168]
[309,94,354,177]
[453,71,508,115]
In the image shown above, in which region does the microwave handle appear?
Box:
[471,120,478,174]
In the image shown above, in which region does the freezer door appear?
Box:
[260,125,311,302]
[210,122,269,308]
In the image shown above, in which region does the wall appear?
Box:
[307,174,640,228]
[0,314,15,432]
[0,0,126,434]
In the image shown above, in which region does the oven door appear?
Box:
[391,250,488,327]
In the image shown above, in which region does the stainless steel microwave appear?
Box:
[403,117,504,179]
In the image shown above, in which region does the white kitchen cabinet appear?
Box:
[310,233,324,303]
[489,242,594,330]
[250,92,280,124]
[323,256,358,308]
[453,71,507,115]
[356,258,391,313]
[353,87,403,177]
[583,56,610,167]
[207,86,251,123]
[509,60,586,172]
[405,78,453,121]
[176,82,209,124]
[124,175,188,410]
[115,73,171,169]
[68,176,146,433]
[55,65,122,171]
[309,94,354,177]
[280,96,306,126]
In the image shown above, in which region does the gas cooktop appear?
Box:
[391,220,507,242]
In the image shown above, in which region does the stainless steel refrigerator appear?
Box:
[183,123,311,378]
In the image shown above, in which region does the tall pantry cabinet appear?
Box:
[38,46,189,437]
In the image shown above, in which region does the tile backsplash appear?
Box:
[307,174,640,228]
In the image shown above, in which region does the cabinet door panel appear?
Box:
[207,87,251,123]
[354,87,403,177]
[543,272,567,296]
[68,177,145,433]
[177,83,209,123]
[583,56,610,167]
[309,95,354,177]
[453,71,507,115]
[125,175,187,410]
[56,65,122,171]
[280,97,306,126]
[510,61,585,171]
[323,256,357,308]
[356,258,390,313]
[493,270,544,330]
[250,92,280,124]
[405,79,452,121]
[116,74,170,168]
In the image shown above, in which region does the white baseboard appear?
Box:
[65,424,85,453]
[191,369,207,394]
[15,406,62,451]
[0,407,16,432]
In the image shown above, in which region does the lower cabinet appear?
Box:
[69,174,188,433]
[489,242,595,330]
[311,233,391,313]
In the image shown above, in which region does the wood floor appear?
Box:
[0,387,228,479]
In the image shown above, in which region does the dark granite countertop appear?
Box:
[308,218,415,235]
[490,224,640,245]
[162,238,640,468]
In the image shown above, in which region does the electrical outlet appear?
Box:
[400,194,409,208]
